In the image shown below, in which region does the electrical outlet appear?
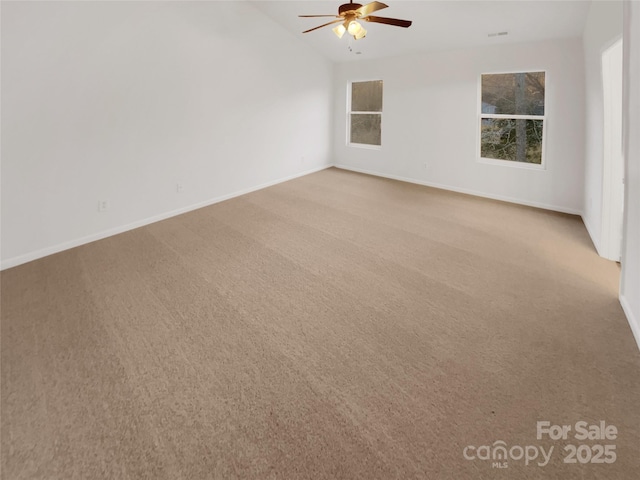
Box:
[176,183,184,193]
[98,200,110,212]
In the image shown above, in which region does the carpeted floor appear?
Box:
[2,167,639,479]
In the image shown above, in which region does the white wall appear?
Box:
[1,1,333,269]
[332,38,585,214]
[582,0,623,252]
[621,0,640,350]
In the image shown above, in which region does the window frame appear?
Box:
[347,79,383,149]
[477,70,547,170]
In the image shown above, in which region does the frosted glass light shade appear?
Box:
[354,27,367,40]
[347,20,362,35]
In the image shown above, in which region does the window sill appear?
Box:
[478,157,546,171]
[348,143,382,151]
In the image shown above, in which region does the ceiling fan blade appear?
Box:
[302,19,345,34]
[363,15,412,28]
[299,15,341,18]
[355,1,388,17]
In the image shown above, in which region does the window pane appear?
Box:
[351,80,383,112]
[350,114,381,145]
[480,118,543,164]
[481,72,545,115]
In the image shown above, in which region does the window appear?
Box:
[349,80,383,147]
[479,72,546,166]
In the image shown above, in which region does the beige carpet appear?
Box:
[2,167,639,479]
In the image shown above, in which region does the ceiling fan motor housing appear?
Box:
[339,3,363,16]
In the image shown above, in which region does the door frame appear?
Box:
[601,37,624,261]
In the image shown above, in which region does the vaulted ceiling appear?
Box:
[250,1,591,62]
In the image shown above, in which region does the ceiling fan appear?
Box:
[299,1,412,40]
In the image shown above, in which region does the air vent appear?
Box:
[488,31,509,38]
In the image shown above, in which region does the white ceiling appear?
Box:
[250,0,591,62]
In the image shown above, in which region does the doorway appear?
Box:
[601,38,624,262]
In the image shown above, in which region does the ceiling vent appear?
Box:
[488,31,509,38]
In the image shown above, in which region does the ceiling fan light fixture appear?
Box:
[354,26,367,40]
[333,24,346,38]
[347,20,362,35]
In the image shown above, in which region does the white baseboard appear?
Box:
[333,164,583,216]
[1,165,331,271]
[620,295,640,352]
